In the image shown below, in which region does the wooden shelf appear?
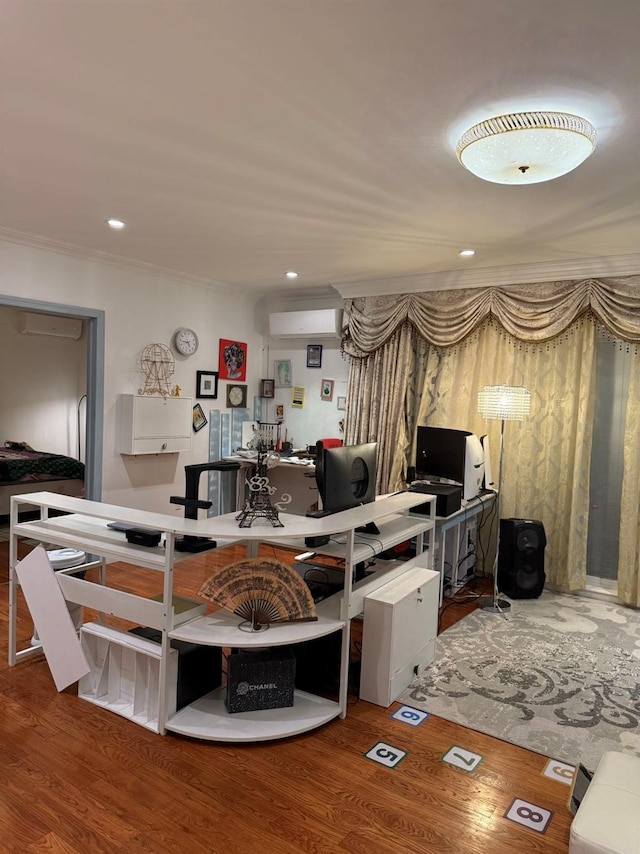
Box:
[165,687,341,742]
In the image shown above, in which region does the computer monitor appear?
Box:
[415,426,484,501]
[314,441,377,515]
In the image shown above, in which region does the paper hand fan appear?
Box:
[198,558,317,632]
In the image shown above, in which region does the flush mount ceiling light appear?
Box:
[285,271,298,279]
[456,111,597,185]
[106,218,126,230]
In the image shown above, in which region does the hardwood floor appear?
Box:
[0,542,573,853]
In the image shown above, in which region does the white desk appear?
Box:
[9,490,435,741]
[412,491,495,606]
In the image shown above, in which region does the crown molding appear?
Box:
[332,254,640,298]
[0,227,249,299]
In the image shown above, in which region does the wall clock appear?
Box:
[173,327,199,356]
[226,383,248,408]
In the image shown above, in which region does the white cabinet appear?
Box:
[116,394,192,454]
[360,565,439,707]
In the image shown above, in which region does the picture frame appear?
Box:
[260,378,275,398]
[196,370,218,399]
[219,339,247,381]
[291,386,305,408]
[337,395,346,410]
[275,404,284,421]
[306,344,323,368]
[321,378,334,402]
[274,358,293,387]
[226,383,248,408]
[192,403,208,433]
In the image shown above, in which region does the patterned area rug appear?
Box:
[400,590,640,770]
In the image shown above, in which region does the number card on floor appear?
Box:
[441,746,483,773]
[364,742,407,769]
[542,759,575,785]
[505,798,553,834]
[391,706,429,727]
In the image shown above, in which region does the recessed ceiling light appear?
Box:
[459,249,475,257]
[285,271,298,279]
[107,218,126,230]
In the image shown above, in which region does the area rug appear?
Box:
[400,590,640,770]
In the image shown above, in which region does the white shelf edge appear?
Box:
[169,610,345,647]
[165,687,340,742]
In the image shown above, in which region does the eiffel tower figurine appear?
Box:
[235,442,284,528]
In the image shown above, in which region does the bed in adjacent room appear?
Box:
[0,442,84,517]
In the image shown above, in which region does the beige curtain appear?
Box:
[412,320,596,593]
[618,351,640,606]
[342,275,640,601]
[345,323,416,493]
[343,277,640,353]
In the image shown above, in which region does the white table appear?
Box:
[416,491,496,606]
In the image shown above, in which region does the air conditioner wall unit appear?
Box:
[268,308,343,339]
[18,311,83,340]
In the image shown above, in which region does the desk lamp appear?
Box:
[477,385,531,617]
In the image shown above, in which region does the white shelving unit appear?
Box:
[8,490,435,742]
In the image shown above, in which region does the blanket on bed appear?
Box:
[0,447,84,482]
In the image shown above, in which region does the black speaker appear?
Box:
[498,518,546,599]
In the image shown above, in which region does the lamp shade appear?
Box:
[456,111,596,185]
[478,385,531,421]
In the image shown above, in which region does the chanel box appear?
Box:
[226,648,296,714]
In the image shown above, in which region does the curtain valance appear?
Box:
[342,276,640,355]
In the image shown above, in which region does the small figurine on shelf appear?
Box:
[172,385,181,397]
[235,440,284,528]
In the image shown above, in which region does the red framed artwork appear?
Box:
[218,339,247,382]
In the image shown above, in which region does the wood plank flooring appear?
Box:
[0,541,573,853]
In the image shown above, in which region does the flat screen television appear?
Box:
[313,441,377,515]
[415,426,484,501]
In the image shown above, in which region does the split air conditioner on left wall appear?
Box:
[18,311,83,340]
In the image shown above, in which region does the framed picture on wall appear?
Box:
[306,344,323,368]
[274,358,292,387]
[219,339,247,381]
[337,396,346,410]
[292,386,305,408]
[192,403,208,432]
[260,378,275,398]
[321,378,334,401]
[196,370,218,399]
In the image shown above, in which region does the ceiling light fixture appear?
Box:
[107,218,126,230]
[285,271,298,279]
[456,111,597,185]
[459,249,475,257]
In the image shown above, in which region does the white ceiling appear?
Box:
[1,0,639,298]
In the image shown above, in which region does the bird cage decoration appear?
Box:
[137,343,175,396]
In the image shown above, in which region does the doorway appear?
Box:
[0,294,104,500]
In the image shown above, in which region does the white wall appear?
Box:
[262,339,348,449]
[0,238,262,514]
[0,306,87,456]
[256,288,349,449]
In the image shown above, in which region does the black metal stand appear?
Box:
[171,461,241,552]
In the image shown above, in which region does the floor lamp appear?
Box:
[477,385,531,618]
